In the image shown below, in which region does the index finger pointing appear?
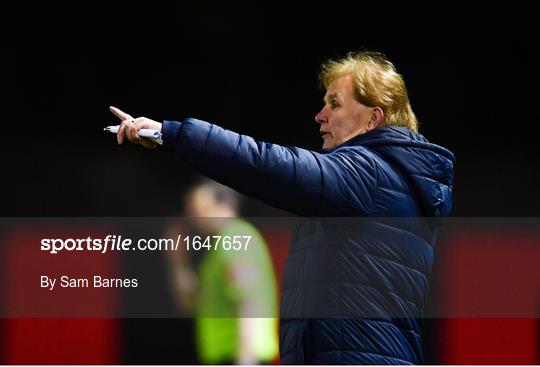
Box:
[109,106,133,121]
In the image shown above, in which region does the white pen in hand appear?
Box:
[104,125,162,140]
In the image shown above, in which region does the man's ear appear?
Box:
[367,107,384,131]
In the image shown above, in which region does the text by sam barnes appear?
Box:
[41,275,138,290]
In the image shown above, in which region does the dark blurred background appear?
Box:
[1,2,539,217]
[1,2,539,365]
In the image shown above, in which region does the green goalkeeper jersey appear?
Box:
[195,219,278,364]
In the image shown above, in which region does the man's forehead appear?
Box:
[324,91,341,100]
[336,73,355,86]
[326,74,353,97]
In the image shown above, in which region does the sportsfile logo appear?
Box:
[40,235,179,254]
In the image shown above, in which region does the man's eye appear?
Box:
[330,101,340,109]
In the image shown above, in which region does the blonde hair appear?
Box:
[320,51,418,132]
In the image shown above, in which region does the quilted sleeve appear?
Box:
[162,118,378,216]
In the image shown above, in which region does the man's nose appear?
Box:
[315,108,327,124]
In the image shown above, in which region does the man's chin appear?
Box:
[321,138,333,151]
[322,140,336,151]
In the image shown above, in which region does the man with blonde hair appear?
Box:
[111,51,454,364]
[319,52,418,131]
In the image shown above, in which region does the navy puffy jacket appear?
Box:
[162,118,455,364]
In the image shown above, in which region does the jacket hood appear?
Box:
[345,126,455,217]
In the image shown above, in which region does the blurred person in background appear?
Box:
[112,51,455,364]
[165,178,279,365]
